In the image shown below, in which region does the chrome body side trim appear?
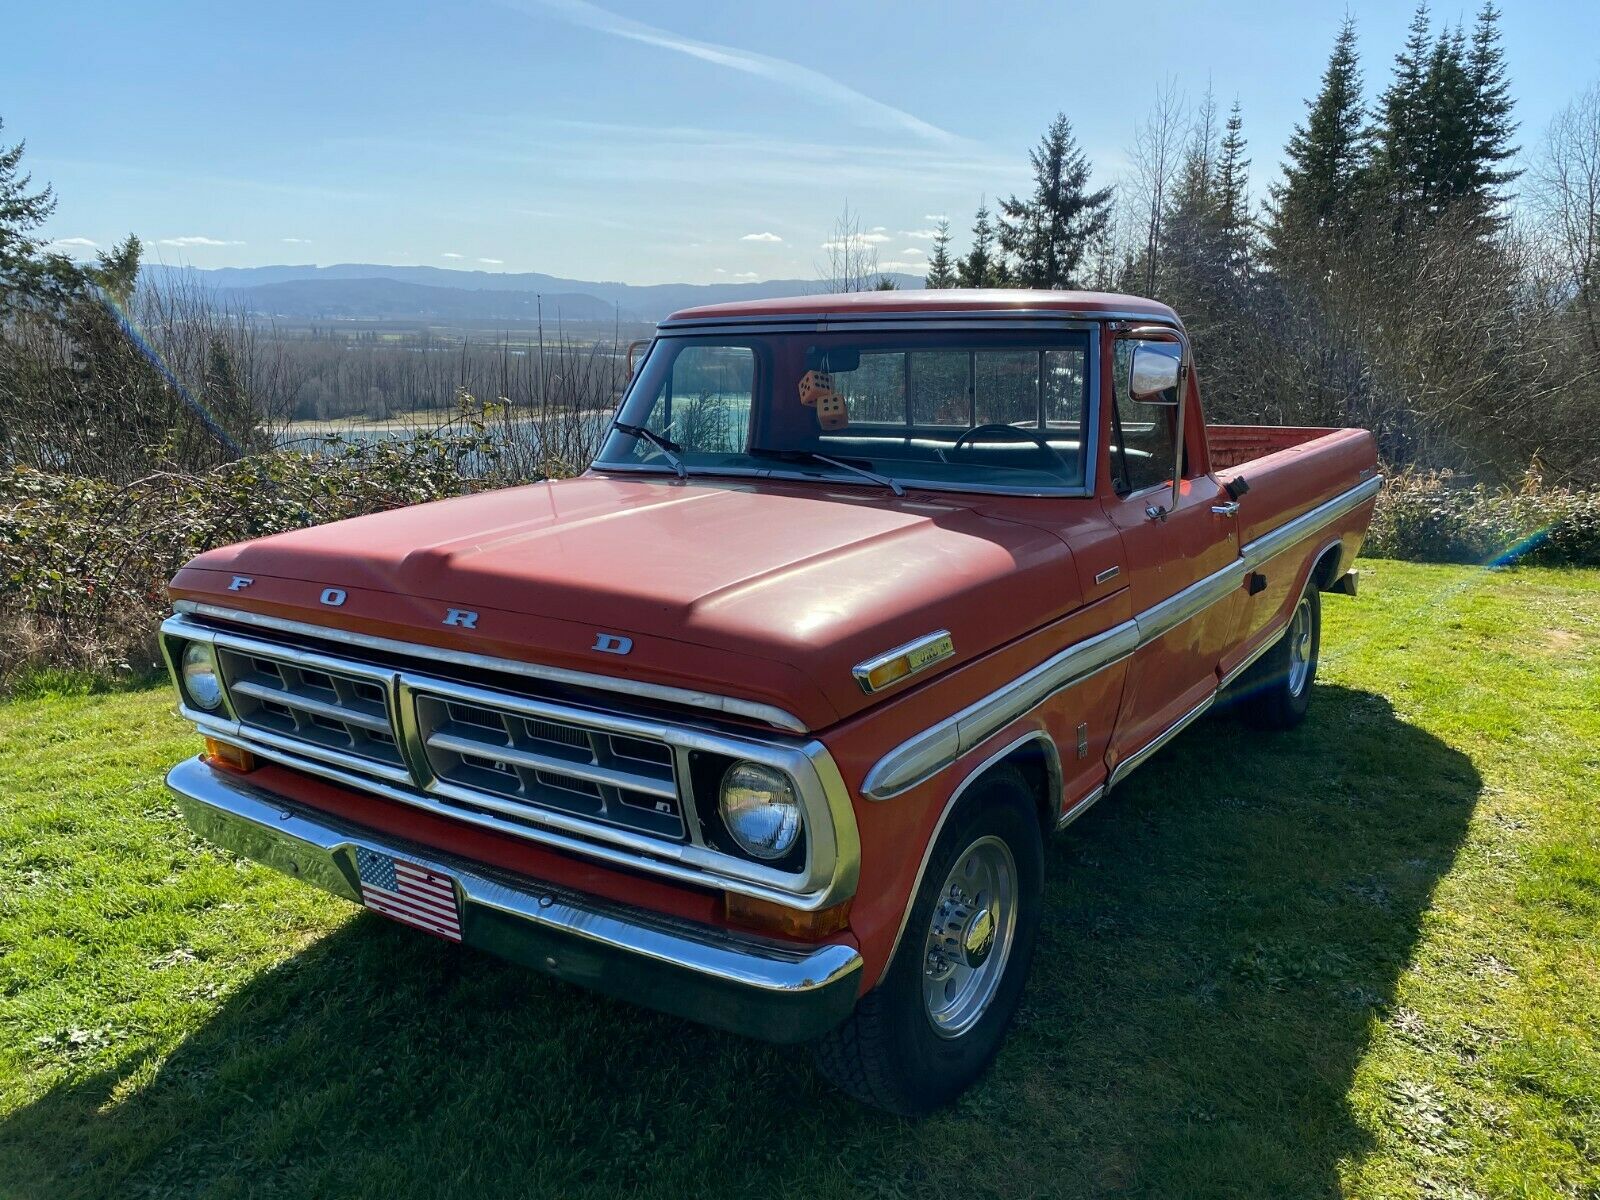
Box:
[172,600,809,734]
[852,630,955,694]
[1106,693,1216,789]
[874,730,1059,987]
[163,614,860,911]
[861,475,1382,802]
[1239,476,1381,570]
[1055,784,1105,830]
[861,621,1139,800]
[166,757,862,1043]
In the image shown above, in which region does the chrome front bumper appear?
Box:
[165,756,863,1043]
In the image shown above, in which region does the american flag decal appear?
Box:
[354,847,462,942]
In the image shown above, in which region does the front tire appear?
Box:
[1236,580,1321,730]
[814,768,1043,1115]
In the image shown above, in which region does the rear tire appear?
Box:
[814,767,1043,1116]
[1236,580,1320,730]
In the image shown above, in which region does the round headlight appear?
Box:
[718,761,803,861]
[181,641,224,711]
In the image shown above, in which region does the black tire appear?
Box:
[814,767,1044,1116]
[1236,579,1321,731]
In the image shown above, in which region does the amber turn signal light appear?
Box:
[853,631,955,694]
[202,737,257,774]
[724,892,851,939]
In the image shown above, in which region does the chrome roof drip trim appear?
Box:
[655,309,1179,333]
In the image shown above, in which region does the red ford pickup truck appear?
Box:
[160,290,1380,1113]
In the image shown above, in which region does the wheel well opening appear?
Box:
[990,738,1059,831]
[1312,543,1345,591]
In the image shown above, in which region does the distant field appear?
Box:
[2,561,1597,1199]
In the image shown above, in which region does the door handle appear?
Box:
[1211,502,1240,516]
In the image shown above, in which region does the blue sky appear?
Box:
[13,0,1600,284]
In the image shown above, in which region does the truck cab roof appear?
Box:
[661,288,1181,327]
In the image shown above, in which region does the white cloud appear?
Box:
[156,235,243,247]
[860,231,890,244]
[900,247,925,257]
[441,252,465,258]
[478,257,504,265]
[923,213,947,222]
[869,225,886,232]
[281,237,312,244]
[506,0,959,144]
[713,267,727,273]
[46,237,97,251]
[820,235,881,252]
[900,228,939,240]
[879,260,928,273]
[733,271,758,280]
[740,231,783,243]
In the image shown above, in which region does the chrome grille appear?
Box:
[413,690,686,840]
[215,646,408,780]
[163,609,854,909]
[198,628,689,842]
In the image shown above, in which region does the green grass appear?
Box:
[2,560,1597,1199]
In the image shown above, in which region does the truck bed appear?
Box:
[1206,425,1344,472]
[1211,424,1380,558]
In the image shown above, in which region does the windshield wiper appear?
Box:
[612,421,686,480]
[747,447,905,497]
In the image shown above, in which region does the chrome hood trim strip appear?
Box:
[172,600,810,734]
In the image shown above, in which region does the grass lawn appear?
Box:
[1,560,1596,1199]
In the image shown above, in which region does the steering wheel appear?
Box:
[949,422,1064,464]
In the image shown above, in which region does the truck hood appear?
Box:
[171,475,1082,729]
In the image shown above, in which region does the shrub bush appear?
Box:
[5,452,1599,690]
[1365,471,1600,568]
[0,431,514,683]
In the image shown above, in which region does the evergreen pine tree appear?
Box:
[924,218,958,288]
[1461,1,1519,227]
[997,113,1113,288]
[956,201,1006,287]
[1264,16,1367,268]
[1215,100,1253,276]
[0,118,83,314]
[1367,4,1434,235]
[1420,25,1474,221]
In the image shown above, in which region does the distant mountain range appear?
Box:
[140,263,928,326]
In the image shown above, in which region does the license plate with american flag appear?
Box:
[354,847,462,942]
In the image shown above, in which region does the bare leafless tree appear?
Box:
[1531,82,1600,356]
[817,201,884,293]
[1128,78,1188,295]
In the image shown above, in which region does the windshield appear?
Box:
[593,328,1093,493]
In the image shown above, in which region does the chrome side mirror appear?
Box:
[1128,342,1182,404]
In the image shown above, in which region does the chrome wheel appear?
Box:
[922,834,1017,1039]
[1287,595,1314,696]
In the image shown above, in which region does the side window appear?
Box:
[646,344,754,454]
[1111,339,1178,494]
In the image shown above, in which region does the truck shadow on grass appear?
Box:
[6,684,1478,1200]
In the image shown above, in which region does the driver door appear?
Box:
[1102,335,1241,773]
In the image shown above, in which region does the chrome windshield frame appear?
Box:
[592,319,1105,500]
